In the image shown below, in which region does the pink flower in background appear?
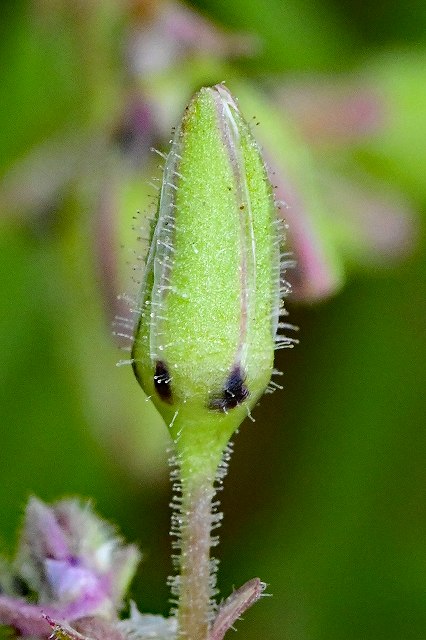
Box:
[0,498,140,638]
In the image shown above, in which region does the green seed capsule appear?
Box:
[131,84,282,447]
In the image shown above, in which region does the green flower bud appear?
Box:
[131,84,284,457]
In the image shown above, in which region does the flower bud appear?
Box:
[131,85,283,439]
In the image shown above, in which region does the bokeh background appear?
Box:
[1,1,425,638]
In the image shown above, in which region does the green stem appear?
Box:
[169,410,241,640]
[176,471,216,640]
[171,419,232,640]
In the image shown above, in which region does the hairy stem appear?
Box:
[170,416,235,640]
[177,473,217,640]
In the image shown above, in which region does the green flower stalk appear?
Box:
[131,84,287,640]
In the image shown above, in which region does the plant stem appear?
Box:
[177,472,216,640]
[170,415,237,640]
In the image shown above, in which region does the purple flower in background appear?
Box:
[0,497,140,638]
[0,498,261,640]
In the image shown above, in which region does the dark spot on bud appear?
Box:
[209,366,249,412]
[154,361,173,403]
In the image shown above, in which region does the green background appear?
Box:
[0,1,425,638]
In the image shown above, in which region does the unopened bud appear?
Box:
[132,85,284,442]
